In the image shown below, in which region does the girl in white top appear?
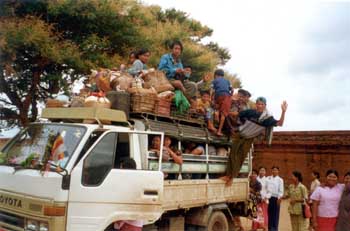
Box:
[253,167,271,230]
[310,171,321,195]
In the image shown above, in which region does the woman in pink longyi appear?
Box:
[310,169,344,231]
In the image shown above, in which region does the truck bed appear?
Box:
[162,178,249,211]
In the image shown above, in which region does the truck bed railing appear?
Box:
[147,152,249,176]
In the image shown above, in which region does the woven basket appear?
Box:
[154,98,172,116]
[130,89,157,113]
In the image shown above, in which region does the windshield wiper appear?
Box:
[11,162,68,176]
[12,165,36,174]
[40,161,68,176]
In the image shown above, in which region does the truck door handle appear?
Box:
[144,190,158,196]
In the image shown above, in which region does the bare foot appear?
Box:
[208,125,217,133]
[216,131,223,137]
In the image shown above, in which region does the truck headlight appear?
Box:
[39,222,49,231]
[26,219,39,231]
[25,219,49,231]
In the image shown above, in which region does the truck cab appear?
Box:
[0,108,252,231]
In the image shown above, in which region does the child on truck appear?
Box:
[150,136,183,165]
[196,91,217,133]
[211,69,232,136]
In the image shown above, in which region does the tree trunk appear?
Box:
[21,70,41,126]
[19,108,29,127]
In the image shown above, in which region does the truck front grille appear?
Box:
[0,210,24,229]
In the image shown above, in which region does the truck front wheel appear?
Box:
[207,211,229,231]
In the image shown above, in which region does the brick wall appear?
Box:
[253,131,350,188]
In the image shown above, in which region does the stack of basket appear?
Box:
[154,98,172,116]
[130,88,157,113]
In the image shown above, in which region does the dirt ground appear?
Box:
[240,199,292,231]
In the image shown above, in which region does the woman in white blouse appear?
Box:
[253,166,271,231]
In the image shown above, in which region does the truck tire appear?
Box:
[207,211,229,231]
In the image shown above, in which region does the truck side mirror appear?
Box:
[62,174,71,190]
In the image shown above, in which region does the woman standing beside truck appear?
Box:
[286,171,309,231]
[311,169,344,231]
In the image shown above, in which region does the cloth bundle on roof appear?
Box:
[83,92,111,124]
[107,71,134,91]
[173,90,190,114]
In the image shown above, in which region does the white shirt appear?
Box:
[310,179,321,194]
[257,175,271,200]
[267,175,284,199]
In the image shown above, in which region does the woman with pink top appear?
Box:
[310,169,344,231]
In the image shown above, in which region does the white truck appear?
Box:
[0,107,252,231]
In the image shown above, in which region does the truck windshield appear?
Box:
[0,124,86,170]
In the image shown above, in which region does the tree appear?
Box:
[0,0,235,128]
[0,16,84,126]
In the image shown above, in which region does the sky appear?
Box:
[142,0,350,131]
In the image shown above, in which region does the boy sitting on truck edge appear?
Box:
[221,97,288,186]
[211,69,232,136]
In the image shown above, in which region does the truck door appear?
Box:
[66,131,163,231]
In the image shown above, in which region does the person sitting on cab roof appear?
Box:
[150,136,183,165]
[158,41,197,103]
[127,48,151,78]
[119,51,136,71]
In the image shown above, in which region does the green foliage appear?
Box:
[224,71,242,89]
[0,0,236,127]
[207,42,231,65]
[0,152,6,164]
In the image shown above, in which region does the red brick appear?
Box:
[253,131,350,188]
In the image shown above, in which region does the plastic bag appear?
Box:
[174,90,190,113]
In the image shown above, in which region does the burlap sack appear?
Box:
[143,70,174,93]
[108,71,134,91]
[70,96,85,107]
